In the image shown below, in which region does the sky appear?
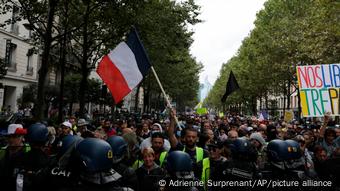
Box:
[190,0,267,84]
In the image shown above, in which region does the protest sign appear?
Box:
[297,64,340,117]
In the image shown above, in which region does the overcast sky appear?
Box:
[190,0,266,84]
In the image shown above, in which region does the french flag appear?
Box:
[96,28,151,103]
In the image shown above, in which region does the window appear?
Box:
[11,5,20,34]
[5,39,17,71]
[26,48,34,75]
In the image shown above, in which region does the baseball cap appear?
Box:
[7,124,27,135]
[61,121,72,128]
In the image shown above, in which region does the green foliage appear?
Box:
[205,0,340,114]
[64,74,102,104]
[1,0,202,114]
[17,83,59,107]
[133,0,202,111]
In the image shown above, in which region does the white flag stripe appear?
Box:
[108,42,143,90]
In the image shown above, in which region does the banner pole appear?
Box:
[150,66,181,129]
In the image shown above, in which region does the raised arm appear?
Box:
[319,112,330,138]
[168,108,179,148]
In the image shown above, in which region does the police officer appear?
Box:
[222,138,260,180]
[165,151,201,191]
[71,138,132,191]
[47,134,83,191]
[107,136,139,191]
[20,123,51,191]
[265,139,306,180]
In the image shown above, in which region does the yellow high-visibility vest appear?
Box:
[201,158,210,183]
[183,146,204,162]
[159,151,167,167]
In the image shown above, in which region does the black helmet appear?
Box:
[60,135,83,156]
[75,138,113,172]
[229,138,249,154]
[166,151,192,172]
[106,136,127,163]
[267,139,301,162]
[285,140,301,160]
[229,138,257,161]
[267,139,287,162]
[27,123,49,144]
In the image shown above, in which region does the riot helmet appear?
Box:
[75,138,113,172]
[27,123,49,144]
[229,138,257,161]
[106,136,127,164]
[60,134,83,156]
[166,151,193,179]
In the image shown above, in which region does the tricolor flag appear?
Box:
[96,28,151,103]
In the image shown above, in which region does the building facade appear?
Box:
[0,1,41,113]
[0,29,39,113]
[257,85,300,119]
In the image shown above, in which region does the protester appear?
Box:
[0,106,340,190]
[136,148,166,191]
[168,109,209,166]
[0,124,28,189]
[227,130,238,141]
[199,142,227,190]
[140,123,171,151]
[61,121,73,136]
[150,132,168,167]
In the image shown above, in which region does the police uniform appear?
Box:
[114,162,139,191]
[165,151,203,191]
[221,138,260,181]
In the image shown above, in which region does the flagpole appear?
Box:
[150,66,182,130]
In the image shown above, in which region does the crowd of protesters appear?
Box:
[0,109,339,191]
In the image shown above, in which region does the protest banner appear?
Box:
[296,64,340,117]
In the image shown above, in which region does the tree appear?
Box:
[1,0,61,120]
[133,0,202,112]
[205,0,340,115]
[1,0,203,116]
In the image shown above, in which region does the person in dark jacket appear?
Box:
[50,138,133,191]
[198,143,227,191]
[0,124,28,190]
[136,147,166,191]
[107,136,139,191]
